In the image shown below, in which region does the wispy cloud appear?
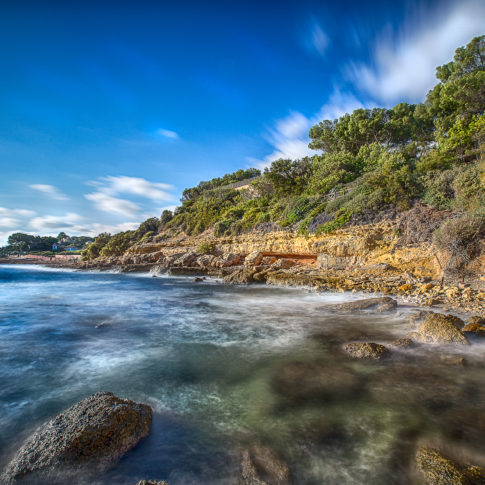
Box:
[85,175,175,217]
[29,184,69,201]
[157,128,179,139]
[303,19,330,57]
[0,207,36,217]
[259,88,368,167]
[85,192,140,218]
[347,0,485,103]
[0,207,36,229]
[29,212,84,231]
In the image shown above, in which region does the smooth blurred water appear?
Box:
[1,265,484,485]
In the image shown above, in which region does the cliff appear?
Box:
[80,211,485,317]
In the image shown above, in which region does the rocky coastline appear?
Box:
[3,217,484,317]
[62,217,484,317]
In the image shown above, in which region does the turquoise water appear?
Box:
[0,265,484,484]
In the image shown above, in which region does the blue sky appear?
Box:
[0,0,483,244]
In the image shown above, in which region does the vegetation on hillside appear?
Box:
[0,232,94,257]
[82,36,484,262]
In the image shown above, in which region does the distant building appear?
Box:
[52,244,58,251]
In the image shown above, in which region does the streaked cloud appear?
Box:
[85,192,140,218]
[303,19,330,57]
[347,0,485,102]
[157,128,179,139]
[85,175,175,217]
[29,212,83,231]
[29,184,69,201]
[259,88,368,167]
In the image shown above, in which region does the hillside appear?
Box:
[82,36,484,293]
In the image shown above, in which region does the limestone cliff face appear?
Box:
[115,220,458,281]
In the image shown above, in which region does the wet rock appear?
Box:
[2,392,152,483]
[462,323,485,339]
[244,251,263,266]
[136,481,169,485]
[414,313,468,345]
[442,407,485,450]
[415,446,485,485]
[369,366,467,411]
[343,342,391,360]
[193,276,204,282]
[272,360,360,405]
[294,419,347,449]
[439,354,467,366]
[467,316,485,326]
[223,268,258,284]
[239,445,291,485]
[391,337,417,349]
[326,297,397,313]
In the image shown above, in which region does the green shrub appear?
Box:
[197,241,215,254]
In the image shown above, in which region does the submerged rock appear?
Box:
[136,481,169,485]
[239,445,291,485]
[343,342,391,360]
[391,337,417,349]
[326,297,397,313]
[413,313,468,345]
[415,446,485,485]
[467,316,485,326]
[462,322,485,339]
[2,391,152,483]
[272,360,360,405]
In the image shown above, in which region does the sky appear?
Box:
[0,0,484,245]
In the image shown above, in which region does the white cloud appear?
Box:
[348,0,485,103]
[0,207,36,218]
[85,176,175,217]
[29,212,84,231]
[85,192,140,218]
[157,128,179,139]
[304,19,330,57]
[29,184,69,201]
[86,221,141,236]
[259,89,369,167]
[101,176,174,201]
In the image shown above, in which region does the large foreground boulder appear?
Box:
[416,446,485,484]
[3,391,152,483]
[343,342,391,360]
[239,445,291,485]
[326,297,397,313]
[412,313,468,345]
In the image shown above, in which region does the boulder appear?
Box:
[239,445,291,485]
[244,251,263,266]
[272,360,360,405]
[462,323,485,339]
[414,313,468,345]
[223,268,257,284]
[391,337,417,349]
[2,392,152,483]
[467,316,485,326]
[326,297,397,313]
[415,446,485,485]
[136,481,169,485]
[343,342,391,360]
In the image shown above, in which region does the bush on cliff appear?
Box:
[82,36,485,262]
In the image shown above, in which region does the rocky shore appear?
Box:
[64,218,484,317]
[2,298,485,484]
